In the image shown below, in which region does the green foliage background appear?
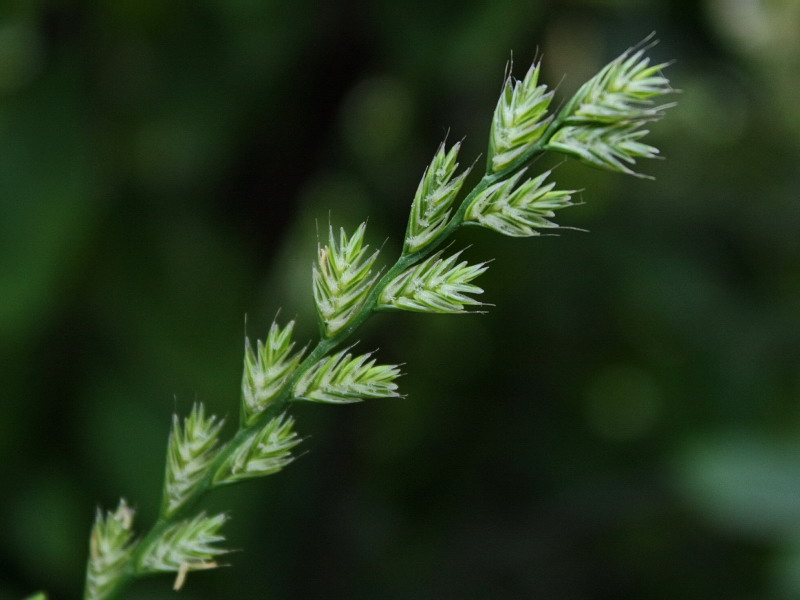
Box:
[1,0,799,598]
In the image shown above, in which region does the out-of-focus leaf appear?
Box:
[677,435,800,537]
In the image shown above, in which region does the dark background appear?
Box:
[1,0,799,598]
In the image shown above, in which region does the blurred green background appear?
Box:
[1,0,799,598]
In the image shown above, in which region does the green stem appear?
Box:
[95,124,561,600]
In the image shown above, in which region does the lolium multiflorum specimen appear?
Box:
[30,39,675,600]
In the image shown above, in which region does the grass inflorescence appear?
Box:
[64,39,674,600]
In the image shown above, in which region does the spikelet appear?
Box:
[294,350,401,404]
[465,169,575,236]
[378,250,488,313]
[489,61,554,173]
[139,513,227,589]
[214,414,301,484]
[241,319,304,425]
[404,142,471,254]
[162,403,224,517]
[548,122,661,177]
[313,223,379,337]
[564,46,673,124]
[85,499,136,600]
